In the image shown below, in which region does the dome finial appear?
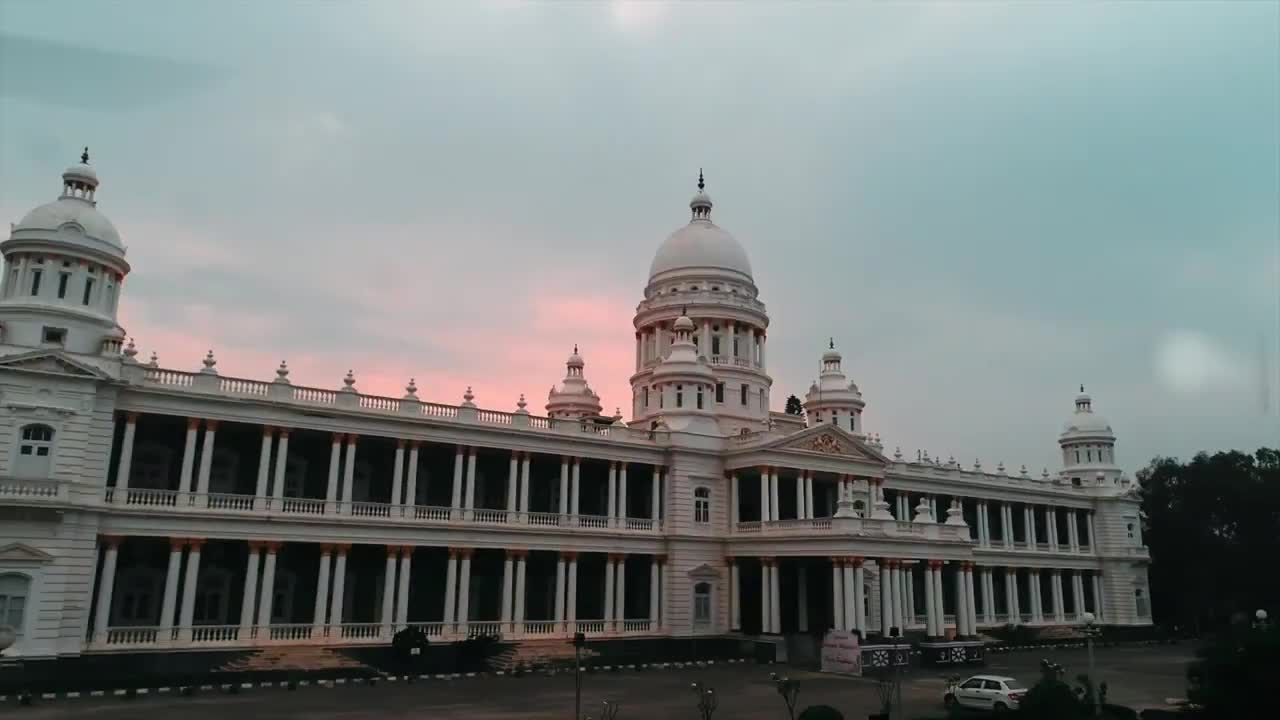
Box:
[1080,383,1085,393]
[574,343,578,355]
[697,168,704,191]
[829,337,835,350]
[81,147,90,164]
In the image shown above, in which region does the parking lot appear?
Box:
[9,643,1195,719]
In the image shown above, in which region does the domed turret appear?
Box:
[546,345,604,419]
[803,339,866,434]
[646,308,719,432]
[1,150,131,356]
[1057,385,1121,485]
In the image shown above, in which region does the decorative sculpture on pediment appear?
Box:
[803,432,847,455]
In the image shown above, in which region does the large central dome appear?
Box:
[648,175,753,283]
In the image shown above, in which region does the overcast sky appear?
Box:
[1,1,1277,474]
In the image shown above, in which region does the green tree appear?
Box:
[785,394,803,416]
[1138,447,1280,631]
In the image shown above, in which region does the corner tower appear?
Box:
[1058,385,1122,486]
[803,339,866,434]
[630,172,772,435]
[0,150,131,356]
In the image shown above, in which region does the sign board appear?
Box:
[820,630,862,676]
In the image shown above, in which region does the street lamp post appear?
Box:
[1082,611,1099,716]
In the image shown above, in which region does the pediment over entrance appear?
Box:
[765,424,889,465]
[0,542,55,563]
[687,563,721,579]
[0,350,110,380]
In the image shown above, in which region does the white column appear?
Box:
[396,545,412,625]
[329,547,348,626]
[651,467,662,522]
[760,560,772,632]
[570,458,581,516]
[1052,570,1065,622]
[1030,570,1043,623]
[805,475,815,519]
[604,556,616,626]
[381,547,398,633]
[730,474,740,526]
[982,568,996,625]
[607,462,618,521]
[567,555,579,626]
[618,463,628,520]
[158,538,183,634]
[906,565,917,627]
[1067,511,1080,552]
[443,550,459,629]
[1006,568,1019,624]
[879,560,892,635]
[976,501,987,546]
[342,434,358,505]
[457,550,473,628]
[851,559,865,633]
[179,418,199,493]
[794,472,806,520]
[178,539,205,639]
[464,448,477,512]
[759,469,770,522]
[554,554,567,626]
[113,413,138,501]
[391,441,406,507]
[514,553,527,628]
[405,442,420,509]
[256,543,278,627]
[506,452,519,517]
[255,426,273,500]
[615,556,627,624]
[1086,512,1096,550]
[867,478,877,514]
[240,544,261,634]
[272,429,290,501]
[653,558,665,627]
[831,559,845,630]
[558,457,570,516]
[889,562,903,632]
[451,446,465,511]
[769,469,780,521]
[923,563,938,637]
[965,565,979,635]
[1073,572,1086,619]
[325,434,342,507]
[314,545,332,630]
[1091,572,1104,621]
[769,559,781,634]
[519,452,531,514]
[1027,506,1039,548]
[951,564,967,637]
[501,551,515,625]
[1046,507,1059,552]
[195,421,218,495]
[1002,504,1014,549]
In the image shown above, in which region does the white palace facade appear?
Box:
[0,158,1151,662]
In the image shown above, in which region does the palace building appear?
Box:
[0,156,1151,666]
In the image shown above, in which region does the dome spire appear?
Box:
[690,170,712,220]
[697,168,705,191]
[81,146,90,164]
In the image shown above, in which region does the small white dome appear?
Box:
[14,198,124,253]
[1061,391,1114,436]
[63,161,99,185]
[673,314,695,332]
[649,221,752,281]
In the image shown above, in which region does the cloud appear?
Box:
[610,1,672,33]
[1155,330,1250,395]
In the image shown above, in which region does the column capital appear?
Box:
[928,559,944,569]
[850,556,864,567]
[760,556,776,566]
[278,427,291,437]
[263,425,276,436]
[186,417,201,431]
[346,433,360,442]
[830,556,845,568]
[124,411,140,423]
[205,420,220,431]
[561,550,578,561]
[247,540,264,552]
[97,533,125,548]
[401,545,416,558]
[187,537,207,549]
[1030,567,1041,575]
[386,544,402,558]
[725,555,735,565]
[169,537,187,551]
[397,438,407,449]
[457,547,475,559]
[333,543,351,554]
[608,552,626,563]
[319,543,334,554]
[653,554,667,565]
[332,432,346,443]
[409,440,421,449]
[264,541,282,553]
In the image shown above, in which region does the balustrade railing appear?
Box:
[576,620,606,635]
[126,488,180,507]
[623,518,653,531]
[349,501,391,518]
[467,622,502,637]
[220,377,271,396]
[280,497,325,515]
[0,476,64,501]
[522,620,560,636]
[105,627,160,645]
[526,511,561,526]
[191,625,241,643]
[621,619,652,633]
[471,509,507,523]
[413,505,452,521]
[270,624,314,641]
[409,622,447,637]
[339,623,382,640]
[205,493,255,511]
[577,515,609,529]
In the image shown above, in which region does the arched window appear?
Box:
[0,573,31,638]
[693,582,712,625]
[693,487,710,523]
[16,424,54,477]
[675,385,684,408]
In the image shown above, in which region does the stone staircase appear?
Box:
[487,639,600,672]
[215,646,378,675]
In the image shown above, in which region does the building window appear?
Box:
[696,386,704,410]
[715,383,724,403]
[740,384,748,405]
[694,487,710,523]
[16,424,55,478]
[759,388,766,411]
[29,269,42,296]
[675,385,684,408]
[1135,588,1150,617]
[693,581,712,625]
[41,326,66,345]
[711,336,721,356]
[850,415,856,432]
[57,273,70,299]
[643,386,649,408]
[82,277,95,305]
[1075,450,1081,464]
[815,412,822,424]
[0,574,30,639]
[1072,477,1082,487]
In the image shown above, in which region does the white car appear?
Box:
[944,674,1027,712]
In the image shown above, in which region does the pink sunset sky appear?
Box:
[1,1,1277,472]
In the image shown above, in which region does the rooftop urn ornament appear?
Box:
[462,386,476,408]
[1019,464,1029,478]
[122,337,138,362]
[200,349,217,374]
[921,450,931,463]
[997,461,1006,474]
[1041,467,1051,480]
[947,454,957,467]
[403,377,419,399]
[340,369,356,392]
[274,361,291,384]
[944,498,967,526]
[913,496,935,523]
[514,393,528,414]
[894,446,903,461]
[147,351,159,367]
[974,458,983,471]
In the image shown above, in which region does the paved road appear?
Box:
[10,644,1196,719]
